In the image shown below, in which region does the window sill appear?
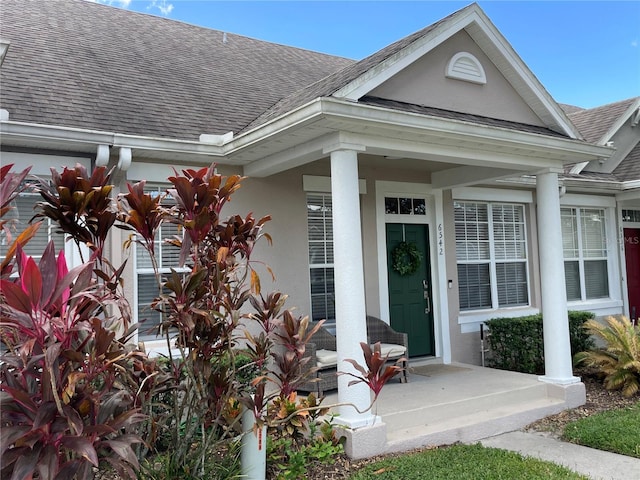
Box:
[567,299,623,313]
[139,338,181,358]
[458,306,540,328]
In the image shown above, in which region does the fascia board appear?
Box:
[598,98,640,144]
[319,98,613,161]
[239,97,613,177]
[227,99,325,154]
[0,121,225,159]
[112,133,224,157]
[562,177,625,191]
[0,120,114,149]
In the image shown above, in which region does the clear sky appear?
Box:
[98,1,639,109]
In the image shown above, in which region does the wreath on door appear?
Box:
[392,241,423,276]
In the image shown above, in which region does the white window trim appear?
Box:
[126,180,188,354]
[459,306,541,332]
[306,191,336,328]
[559,194,622,309]
[455,201,531,317]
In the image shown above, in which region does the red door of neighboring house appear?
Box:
[624,228,640,324]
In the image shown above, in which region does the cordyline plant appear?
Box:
[0,164,40,278]
[0,164,153,479]
[341,342,407,402]
[1,161,403,478]
[119,164,332,475]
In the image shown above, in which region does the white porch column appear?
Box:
[328,147,376,428]
[536,170,579,384]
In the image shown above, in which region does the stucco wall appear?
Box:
[369,30,544,127]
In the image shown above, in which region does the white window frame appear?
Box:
[303,176,366,334]
[131,184,188,351]
[306,192,335,329]
[452,188,538,326]
[560,194,622,314]
[561,207,609,301]
[455,201,531,311]
[0,155,89,270]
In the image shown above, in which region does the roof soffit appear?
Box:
[331,4,580,140]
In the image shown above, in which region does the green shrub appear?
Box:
[486,311,596,374]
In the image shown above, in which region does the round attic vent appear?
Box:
[446,52,486,85]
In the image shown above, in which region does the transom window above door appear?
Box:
[385,197,426,215]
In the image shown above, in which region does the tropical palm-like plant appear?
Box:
[575,316,640,398]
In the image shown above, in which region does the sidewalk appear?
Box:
[479,431,640,480]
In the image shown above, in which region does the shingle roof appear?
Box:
[559,104,585,115]
[0,0,354,140]
[613,142,640,181]
[242,9,460,132]
[568,97,638,144]
[359,96,568,138]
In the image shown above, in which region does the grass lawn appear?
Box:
[562,401,640,458]
[348,443,588,479]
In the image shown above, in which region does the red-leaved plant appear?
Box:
[341,342,406,401]
[119,165,326,475]
[0,164,40,278]
[1,161,394,479]
[0,165,152,479]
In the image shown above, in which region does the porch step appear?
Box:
[383,382,567,454]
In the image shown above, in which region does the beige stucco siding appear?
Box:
[368,30,544,127]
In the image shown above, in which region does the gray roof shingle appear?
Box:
[243,9,460,132]
[612,142,640,181]
[568,97,638,144]
[0,0,354,140]
[1,0,636,190]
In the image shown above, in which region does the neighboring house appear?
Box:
[1,0,639,444]
[564,99,640,323]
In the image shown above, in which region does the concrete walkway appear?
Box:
[480,431,640,480]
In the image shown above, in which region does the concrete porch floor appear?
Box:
[324,358,586,458]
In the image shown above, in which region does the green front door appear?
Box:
[386,223,435,357]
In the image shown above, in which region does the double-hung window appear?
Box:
[0,186,66,262]
[134,186,185,340]
[455,202,529,311]
[561,207,609,301]
[306,193,335,328]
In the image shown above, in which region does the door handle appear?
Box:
[423,279,431,314]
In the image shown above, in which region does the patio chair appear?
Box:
[297,316,409,396]
[298,324,338,396]
[366,315,409,384]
